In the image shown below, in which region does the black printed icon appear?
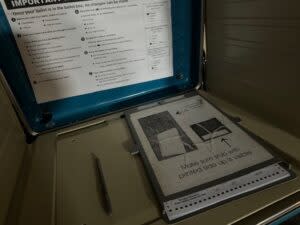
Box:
[17,34,21,38]
[11,18,16,22]
[139,111,197,161]
[221,138,231,148]
[84,50,88,55]
[191,118,232,142]
[75,10,79,14]
[81,37,85,41]
[89,72,93,76]
[33,81,37,84]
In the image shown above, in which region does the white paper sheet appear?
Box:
[129,96,274,196]
[0,0,173,103]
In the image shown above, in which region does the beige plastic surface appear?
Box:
[55,119,160,225]
[0,80,27,225]
[4,92,300,225]
[13,133,57,225]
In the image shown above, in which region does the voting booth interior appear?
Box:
[0,0,300,225]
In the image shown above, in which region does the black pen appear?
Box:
[92,153,113,216]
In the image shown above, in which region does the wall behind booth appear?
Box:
[206,0,300,137]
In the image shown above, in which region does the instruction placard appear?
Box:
[0,0,173,103]
[128,96,274,196]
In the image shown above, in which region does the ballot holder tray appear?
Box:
[125,93,295,223]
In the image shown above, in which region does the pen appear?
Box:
[92,153,113,216]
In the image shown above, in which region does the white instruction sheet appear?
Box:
[0,0,173,103]
[128,95,274,196]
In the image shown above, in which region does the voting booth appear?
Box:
[0,0,300,225]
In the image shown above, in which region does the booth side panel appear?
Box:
[0,79,27,225]
[206,0,300,137]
